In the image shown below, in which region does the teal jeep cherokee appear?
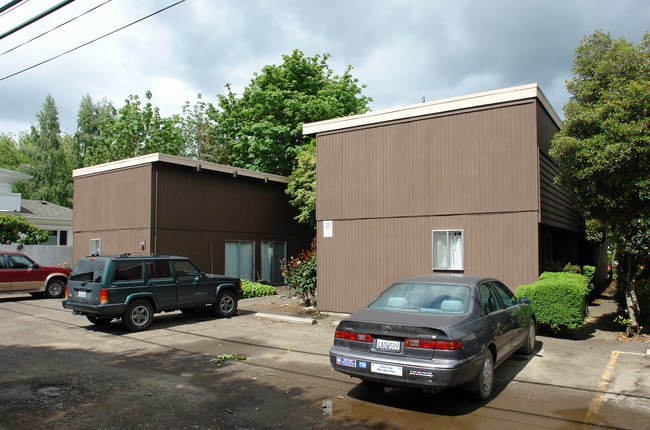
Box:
[62,254,243,331]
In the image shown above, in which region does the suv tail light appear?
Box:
[335,330,373,343]
[65,285,68,299]
[100,288,108,305]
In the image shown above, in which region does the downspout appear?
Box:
[153,164,159,254]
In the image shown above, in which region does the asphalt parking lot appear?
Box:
[0,292,648,430]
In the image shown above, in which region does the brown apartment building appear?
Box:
[72,153,314,283]
[304,83,601,313]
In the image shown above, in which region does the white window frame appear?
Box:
[432,229,464,271]
[90,238,101,256]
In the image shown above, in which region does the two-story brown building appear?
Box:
[72,153,314,283]
[304,84,599,313]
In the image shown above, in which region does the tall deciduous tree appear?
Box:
[550,30,650,334]
[14,95,72,207]
[286,142,316,228]
[0,133,22,169]
[209,49,372,176]
[74,94,117,168]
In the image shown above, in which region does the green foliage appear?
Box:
[286,142,316,227]
[0,214,48,245]
[0,133,23,169]
[13,95,73,207]
[281,238,317,306]
[549,30,650,330]
[241,280,277,299]
[517,272,589,334]
[208,49,372,176]
[210,354,247,365]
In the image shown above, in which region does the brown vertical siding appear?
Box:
[539,151,582,231]
[317,212,539,313]
[315,100,546,312]
[73,165,153,263]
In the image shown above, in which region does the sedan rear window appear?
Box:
[70,260,106,283]
[367,283,471,314]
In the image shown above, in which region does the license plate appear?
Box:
[77,291,87,298]
[376,338,401,351]
[336,357,356,368]
[371,363,403,376]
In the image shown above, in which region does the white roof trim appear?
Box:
[303,83,561,135]
[72,153,289,184]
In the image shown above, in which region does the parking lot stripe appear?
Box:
[585,351,646,425]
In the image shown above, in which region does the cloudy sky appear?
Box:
[0,0,647,137]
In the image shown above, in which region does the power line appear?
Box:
[1,0,113,57]
[0,0,187,83]
[0,0,25,15]
[0,0,30,18]
[0,0,77,41]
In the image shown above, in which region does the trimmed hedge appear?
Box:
[517,272,589,334]
[241,280,277,299]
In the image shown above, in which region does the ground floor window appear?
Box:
[45,230,68,245]
[225,241,255,281]
[261,241,286,283]
[432,230,464,270]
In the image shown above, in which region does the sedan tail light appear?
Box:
[405,338,463,350]
[335,330,374,343]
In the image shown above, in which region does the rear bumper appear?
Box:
[62,300,126,317]
[329,346,479,389]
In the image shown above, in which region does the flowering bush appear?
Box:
[57,261,71,269]
[281,238,317,306]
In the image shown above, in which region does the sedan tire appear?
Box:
[518,318,536,355]
[468,351,494,401]
[122,300,154,331]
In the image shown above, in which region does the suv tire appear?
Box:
[87,315,114,326]
[45,279,66,298]
[214,291,237,318]
[122,300,154,331]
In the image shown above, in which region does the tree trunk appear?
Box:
[624,260,641,336]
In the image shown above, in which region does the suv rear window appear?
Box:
[70,260,106,283]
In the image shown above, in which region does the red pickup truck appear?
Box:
[0,252,71,298]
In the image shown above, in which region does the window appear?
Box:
[172,260,201,278]
[480,283,503,315]
[225,241,255,281]
[90,239,101,256]
[113,261,143,282]
[432,230,464,270]
[147,261,172,280]
[261,241,286,283]
[492,281,517,308]
[44,230,68,245]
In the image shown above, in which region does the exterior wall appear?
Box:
[73,165,154,263]
[317,212,539,313]
[316,100,545,312]
[151,163,313,274]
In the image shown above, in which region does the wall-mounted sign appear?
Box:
[323,220,333,238]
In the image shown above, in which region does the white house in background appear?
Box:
[0,168,73,265]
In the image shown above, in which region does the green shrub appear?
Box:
[517,272,589,334]
[241,280,277,299]
[281,238,317,306]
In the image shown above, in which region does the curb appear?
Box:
[254,312,317,325]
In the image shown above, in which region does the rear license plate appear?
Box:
[77,291,87,298]
[376,339,401,351]
[371,363,403,376]
[336,357,356,368]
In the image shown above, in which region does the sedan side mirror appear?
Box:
[519,297,531,305]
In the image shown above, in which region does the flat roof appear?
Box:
[303,83,561,136]
[72,153,289,184]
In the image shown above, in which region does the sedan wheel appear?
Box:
[122,300,154,331]
[519,318,536,355]
[469,352,494,401]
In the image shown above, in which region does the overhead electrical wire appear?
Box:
[0,0,26,15]
[0,0,30,19]
[1,0,113,57]
[0,0,187,83]
[0,0,77,41]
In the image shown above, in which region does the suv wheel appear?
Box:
[87,315,113,326]
[122,300,154,331]
[214,291,238,318]
[45,279,66,298]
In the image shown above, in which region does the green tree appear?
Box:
[74,94,117,167]
[550,30,650,334]
[14,95,73,207]
[0,133,23,169]
[0,214,48,245]
[209,49,372,176]
[181,94,215,160]
[286,142,316,227]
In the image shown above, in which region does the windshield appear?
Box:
[367,283,471,314]
[69,259,106,283]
